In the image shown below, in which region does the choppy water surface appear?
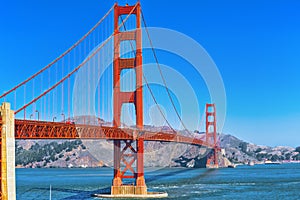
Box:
[17,164,300,199]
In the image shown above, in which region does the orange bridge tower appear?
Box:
[205,103,219,168]
[112,2,147,195]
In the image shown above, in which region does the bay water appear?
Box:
[17,164,300,199]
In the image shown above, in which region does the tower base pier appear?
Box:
[0,102,16,200]
[93,191,168,199]
[111,185,147,195]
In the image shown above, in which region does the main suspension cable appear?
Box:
[15,4,137,114]
[0,3,116,99]
[141,9,190,133]
[119,15,176,133]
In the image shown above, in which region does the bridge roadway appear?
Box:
[10,119,212,147]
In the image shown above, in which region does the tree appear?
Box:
[295,146,300,153]
[49,155,56,162]
[15,139,84,166]
[285,153,291,160]
[293,154,300,161]
[255,148,262,153]
[256,153,267,161]
[271,154,280,162]
[239,142,248,153]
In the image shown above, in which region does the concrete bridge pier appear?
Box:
[0,102,16,200]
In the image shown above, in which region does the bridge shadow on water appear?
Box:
[146,167,217,184]
[30,168,218,199]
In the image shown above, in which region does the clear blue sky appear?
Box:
[1,0,299,147]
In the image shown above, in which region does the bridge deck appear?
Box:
[4,119,212,147]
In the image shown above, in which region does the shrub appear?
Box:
[65,156,70,162]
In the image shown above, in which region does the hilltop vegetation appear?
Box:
[16,140,84,166]
[220,134,300,163]
[15,134,300,168]
[15,140,103,168]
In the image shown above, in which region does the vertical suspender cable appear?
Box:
[87,38,90,118]
[84,34,87,116]
[14,91,17,112]
[48,68,50,119]
[141,9,190,133]
[24,85,26,119]
[97,16,101,122]
[68,54,71,121]
[98,51,100,122]
[107,16,110,124]
[88,30,91,117]
[61,58,64,116]
[120,13,176,132]
[14,7,135,115]
[40,74,43,120]
[0,4,116,100]
[32,79,34,116]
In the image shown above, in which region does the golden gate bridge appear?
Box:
[0,2,219,199]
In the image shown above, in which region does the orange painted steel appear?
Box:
[0,2,221,197]
[2,118,214,197]
[113,2,145,188]
[0,117,2,199]
[113,3,142,129]
[14,119,213,147]
[15,120,129,140]
[205,103,219,167]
